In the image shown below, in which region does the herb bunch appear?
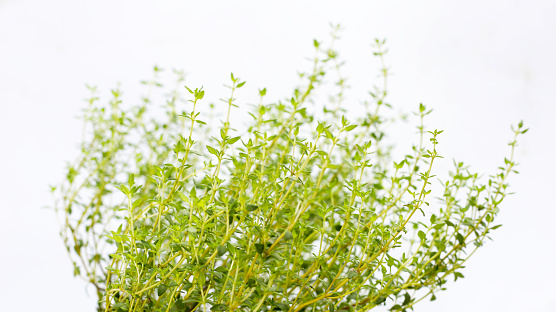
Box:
[52,28,526,312]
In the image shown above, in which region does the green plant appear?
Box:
[52,28,526,312]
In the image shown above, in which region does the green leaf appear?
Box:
[246,204,258,211]
[486,213,493,222]
[206,145,220,156]
[132,198,143,207]
[237,81,246,88]
[114,184,129,195]
[128,173,135,186]
[228,136,241,144]
[197,269,206,288]
[195,90,205,100]
[402,292,411,306]
[284,230,293,241]
[419,103,425,113]
[456,233,465,246]
[328,300,335,312]
[158,284,167,296]
[190,186,196,198]
[168,280,179,287]
[227,242,236,255]
[178,192,189,202]
[345,125,357,132]
[313,39,320,48]
[217,245,227,256]
[254,243,264,255]
[418,230,426,240]
[211,304,227,311]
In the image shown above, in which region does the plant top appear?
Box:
[52,26,526,312]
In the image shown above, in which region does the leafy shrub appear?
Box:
[52,28,526,312]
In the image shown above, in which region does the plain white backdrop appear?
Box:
[1,0,555,311]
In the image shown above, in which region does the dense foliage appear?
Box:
[52,30,526,312]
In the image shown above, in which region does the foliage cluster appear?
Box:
[52,28,526,312]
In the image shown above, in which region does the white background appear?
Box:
[1,0,555,311]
